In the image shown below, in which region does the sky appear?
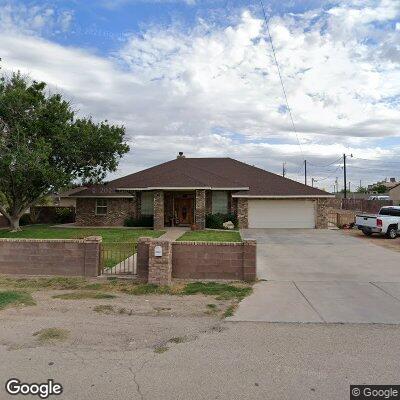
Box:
[0,0,399,192]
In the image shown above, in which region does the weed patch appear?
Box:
[182,282,252,300]
[0,291,35,310]
[33,328,69,343]
[154,346,169,354]
[53,292,116,300]
[93,305,114,314]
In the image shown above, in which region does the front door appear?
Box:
[174,197,194,226]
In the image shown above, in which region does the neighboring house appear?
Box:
[389,183,400,205]
[368,178,398,192]
[51,187,85,208]
[68,154,334,229]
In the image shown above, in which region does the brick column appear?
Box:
[148,240,172,286]
[242,239,256,282]
[153,190,164,230]
[136,237,151,282]
[195,189,206,229]
[316,199,328,229]
[237,198,248,229]
[83,236,102,277]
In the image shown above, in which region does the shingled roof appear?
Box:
[71,157,332,198]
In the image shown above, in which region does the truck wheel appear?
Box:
[386,226,398,239]
[362,229,372,237]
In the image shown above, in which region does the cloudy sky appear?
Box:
[0,0,399,192]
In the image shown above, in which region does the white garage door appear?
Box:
[248,199,316,229]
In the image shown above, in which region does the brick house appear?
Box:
[69,154,334,229]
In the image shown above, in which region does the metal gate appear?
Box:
[100,242,136,276]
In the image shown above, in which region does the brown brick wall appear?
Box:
[153,190,164,229]
[136,237,150,282]
[136,238,257,283]
[316,198,329,229]
[0,236,101,277]
[148,240,172,285]
[237,198,248,229]
[172,239,256,281]
[195,189,206,229]
[75,197,137,226]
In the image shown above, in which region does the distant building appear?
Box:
[367,178,398,192]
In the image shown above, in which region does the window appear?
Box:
[380,207,400,217]
[212,191,228,214]
[141,192,154,215]
[95,199,108,216]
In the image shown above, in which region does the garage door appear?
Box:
[248,199,316,229]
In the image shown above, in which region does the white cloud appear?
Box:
[0,1,399,189]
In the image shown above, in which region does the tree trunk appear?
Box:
[9,216,22,232]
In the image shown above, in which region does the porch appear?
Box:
[153,189,206,230]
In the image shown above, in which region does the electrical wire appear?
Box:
[307,156,343,168]
[258,0,304,157]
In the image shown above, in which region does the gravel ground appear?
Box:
[1,290,400,399]
[343,228,400,253]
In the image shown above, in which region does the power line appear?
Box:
[258,0,304,157]
[307,156,343,168]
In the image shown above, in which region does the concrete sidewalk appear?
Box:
[159,227,189,241]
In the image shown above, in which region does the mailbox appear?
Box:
[154,245,163,257]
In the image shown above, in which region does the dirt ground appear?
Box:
[0,290,232,353]
[343,228,400,253]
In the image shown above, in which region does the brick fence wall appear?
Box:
[137,237,256,284]
[0,236,101,277]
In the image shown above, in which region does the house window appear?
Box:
[141,192,154,215]
[95,199,108,216]
[212,191,228,214]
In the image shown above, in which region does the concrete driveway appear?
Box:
[230,229,400,324]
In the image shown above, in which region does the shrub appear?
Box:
[205,213,238,229]
[54,208,74,224]
[19,214,32,226]
[124,215,154,227]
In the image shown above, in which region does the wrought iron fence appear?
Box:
[100,242,136,276]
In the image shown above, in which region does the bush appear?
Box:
[20,214,32,226]
[124,215,154,227]
[54,208,74,224]
[205,213,237,229]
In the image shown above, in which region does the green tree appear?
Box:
[356,186,368,193]
[0,67,129,231]
[373,184,388,194]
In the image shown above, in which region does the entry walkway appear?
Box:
[159,227,189,241]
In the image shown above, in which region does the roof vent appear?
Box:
[177,152,185,159]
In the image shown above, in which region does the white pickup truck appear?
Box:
[356,206,400,239]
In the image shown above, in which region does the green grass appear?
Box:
[0,291,36,310]
[223,305,236,318]
[0,224,164,243]
[52,291,116,300]
[0,276,253,300]
[182,282,252,300]
[33,328,69,343]
[177,230,242,242]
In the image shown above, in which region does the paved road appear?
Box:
[1,322,400,400]
[232,229,400,323]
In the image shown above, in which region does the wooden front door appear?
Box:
[174,197,194,226]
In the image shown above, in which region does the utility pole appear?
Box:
[304,160,307,186]
[282,162,286,178]
[335,177,339,193]
[343,153,353,199]
[311,178,315,187]
[348,181,351,193]
[343,154,347,199]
